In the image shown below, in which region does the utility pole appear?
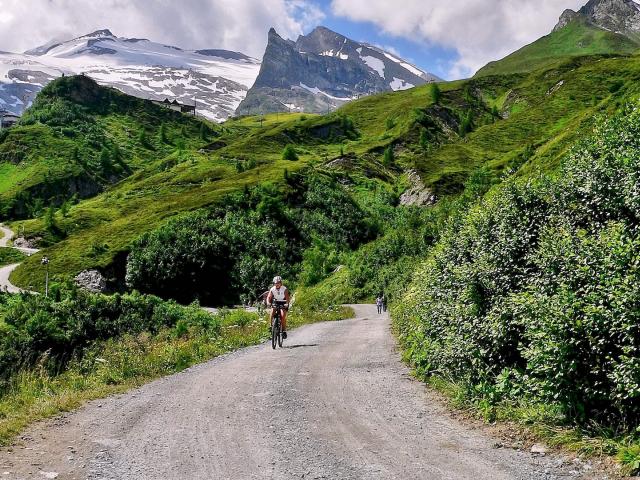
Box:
[41,256,50,297]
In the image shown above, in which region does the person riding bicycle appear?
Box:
[267,276,290,339]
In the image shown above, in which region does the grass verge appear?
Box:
[0,247,25,268]
[400,361,640,477]
[0,302,353,446]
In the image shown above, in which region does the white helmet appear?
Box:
[273,275,282,284]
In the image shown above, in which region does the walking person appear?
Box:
[381,294,387,313]
[376,295,383,314]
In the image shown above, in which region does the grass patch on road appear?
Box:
[0,299,352,446]
[0,248,25,268]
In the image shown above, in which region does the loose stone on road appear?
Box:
[0,305,603,479]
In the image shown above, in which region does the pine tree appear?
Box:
[159,123,169,144]
[419,129,429,150]
[383,145,394,166]
[138,130,151,149]
[100,147,112,174]
[43,205,58,234]
[430,83,442,104]
[60,199,71,218]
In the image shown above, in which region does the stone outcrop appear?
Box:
[399,170,436,206]
[553,0,640,36]
[74,269,108,293]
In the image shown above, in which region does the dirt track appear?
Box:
[0,305,604,479]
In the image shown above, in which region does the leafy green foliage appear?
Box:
[0,288,218,390]
[396,106,640,429]
[126,173,374,304]
[282,144,299,161]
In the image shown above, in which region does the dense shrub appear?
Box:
[396,105,640,429]
[126,173,374,304]
[0,288,217,389]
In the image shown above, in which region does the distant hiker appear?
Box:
[376,296,383,314]
[382,294,388,313]
[266,276,290,339]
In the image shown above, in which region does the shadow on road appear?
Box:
[284,344,319,349]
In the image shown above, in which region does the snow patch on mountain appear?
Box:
[361,55,386,78]
[0,30,260,121]
[390,77,414,91]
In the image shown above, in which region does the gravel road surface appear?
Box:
[0,305,605,480]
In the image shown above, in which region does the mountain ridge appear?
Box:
[236,25,439,115]
[554,0,640,35]
[476,0,639,77]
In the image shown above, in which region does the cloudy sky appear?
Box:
[0,0,586,79]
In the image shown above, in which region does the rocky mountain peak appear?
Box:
[79,29,116,39]
[237,26,439,116]
[553,0,640,34]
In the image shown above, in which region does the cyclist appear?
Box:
[267,275,290,339]
[376,295,383,314]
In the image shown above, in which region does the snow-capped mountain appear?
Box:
[237,26,441,115]
[0,29,260,121]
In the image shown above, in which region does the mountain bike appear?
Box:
[271,301,287,349]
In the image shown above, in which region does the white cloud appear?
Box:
[330,0,586,78]
[0,0,323,58]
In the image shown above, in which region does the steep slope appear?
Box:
[476,0,640,77]
[237,26,439,115]
[0,75,214,218]
[0,29,260,121]
[476,17,638,77]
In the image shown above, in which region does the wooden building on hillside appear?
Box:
[0,110,20,128]
[151,98,196,115]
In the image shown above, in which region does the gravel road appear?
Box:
[0,225,37,294]
[0,305,605,480]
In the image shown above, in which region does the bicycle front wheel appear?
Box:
[271,322,278,349]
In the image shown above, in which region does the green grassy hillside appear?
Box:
[0,76,214,219]
[476,18,638,77]
[7,50,640,292]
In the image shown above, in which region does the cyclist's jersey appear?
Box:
[270,285,288,302]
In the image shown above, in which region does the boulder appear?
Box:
[74,270,107,293]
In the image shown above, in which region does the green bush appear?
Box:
[396,105,640,429]
[0,288,219,389]
[126,173,373,304]
[282,144,299,161]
